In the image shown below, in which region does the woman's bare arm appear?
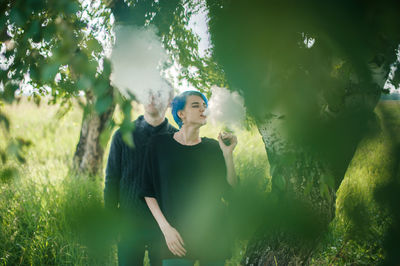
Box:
[144,197,186,257]
[223,151,238,187]
[218,132,238,186]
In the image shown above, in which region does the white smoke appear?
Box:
[110,25,172,112]
[205,86,246,129]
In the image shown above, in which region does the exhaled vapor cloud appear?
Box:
[205,86,246,129]
[110,25,172,112]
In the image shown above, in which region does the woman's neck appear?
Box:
[174,125,201,145]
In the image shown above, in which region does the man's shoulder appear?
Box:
[113,117,138,135]
[111,128,123,141]
[111,125,134,147]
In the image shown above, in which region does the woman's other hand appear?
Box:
[161,224,186,257]
[218,131,238,155]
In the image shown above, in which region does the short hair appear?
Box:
[171,90,208,128]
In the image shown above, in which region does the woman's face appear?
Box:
[179,95,207,127]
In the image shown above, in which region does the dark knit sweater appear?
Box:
[104,115,177,214]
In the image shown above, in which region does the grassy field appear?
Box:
[312,100,400,265]
[0,100,117,265]
[0,99,398,265]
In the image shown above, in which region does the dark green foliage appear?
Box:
[207,0,400,154]
[0,111,10,132]
[206,1,400,263]
[1,0,93,99]
[1,0,227,175]
[0,0,118,176]
[109,0,227,94]
[228,177,326,240]
[0,166,18,183]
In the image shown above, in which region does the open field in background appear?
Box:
[0,98,399,265]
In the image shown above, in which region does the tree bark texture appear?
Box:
[73,92,115,175]
[241,116,336,266]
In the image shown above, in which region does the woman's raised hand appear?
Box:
[218,131,238,154]
[161,224,186,257]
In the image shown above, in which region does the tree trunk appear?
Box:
[242,87,383,265]
[242,114,337,265]
[73,92,115,176]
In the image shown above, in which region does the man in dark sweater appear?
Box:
[104,91,177,266]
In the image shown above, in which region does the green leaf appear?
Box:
[66,2,80,15]
[0,150,6,164]
[0,68,7,82]
[86,38,102,54]
[77,76,93,91]
[0,166,18,183]
[27,20,41,43]
[0,112,10,132]
[27,0,45,12]
[9,8,25,27]
[71,51,92,75]
[95,96,112,114]
[29,65,41,81]
[42,23,57,42]
[33,93,41,106]
[99,123,114,149]
[16,153,26,164]
[3,82,19,103]
[319,183,330,199]
[41,63,61,82]
[6,141,19,157]
[121,130,134,148]
[120,116,135,148]
[73,20,87,29]
[93,80,109,97]
[321,173,335,189]
[274,174,286,191]
[102,58,112,77]
[16,137,32,147]
[0,18,8,42]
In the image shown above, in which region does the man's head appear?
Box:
[171,90,208,128]
[143,79,174,118]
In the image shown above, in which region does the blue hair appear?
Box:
[171,91,208,128]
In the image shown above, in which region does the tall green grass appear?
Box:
[0,100,117,265]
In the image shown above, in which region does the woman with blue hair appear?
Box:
[140,90,238,266]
